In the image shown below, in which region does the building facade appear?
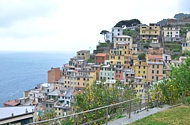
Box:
[162,27,181,42]
[48,68,61,84]
[95,53,109,65]
[140,23,161,43]
[77,50,90,60]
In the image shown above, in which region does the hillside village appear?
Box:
[1,13,190,124]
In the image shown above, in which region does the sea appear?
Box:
[0,51,75,106]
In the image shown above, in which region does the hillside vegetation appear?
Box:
[130,105,190,125]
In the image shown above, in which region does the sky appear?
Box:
[0,0,189,52]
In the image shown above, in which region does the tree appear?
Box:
[73,81,134,124]
[100,30,109,42]
[150,52,190,104]
[138,53,146,60]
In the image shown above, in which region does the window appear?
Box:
[152,65,154,68]
[143,66,145,69]
[157,70,159,74]
[152,76,154,79]
[124,38,126,41]
[126,79,128,82]
[102,57,104,60]
[156,76,158,81]
[83,83,85,86]
[157,65,159,68]
[138,71,140,74]
[128,38,130,41]
[143,71,145,74]
[78,82,79,85]
[77,78,80,80]
[152,70,154,74]
[50,104,52,108]
[139,66,140,69]
[120,38,122,41]
[46,104,48,107]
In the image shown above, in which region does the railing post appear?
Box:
[147,94,149,111]
[106,107,108,125]
[182,91,185,104]
[129,100,132,118]
[157,92,159,107]
[170,91,172,105]
[139,101,141,111]
[73,114,76,125]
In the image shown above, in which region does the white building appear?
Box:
[99,65,115,80]
[0,106,36,124]
[112,27,123,37]
[162,27,181,42]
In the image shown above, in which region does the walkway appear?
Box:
[106,105,171,125]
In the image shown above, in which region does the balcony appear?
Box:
[148,61,163,65]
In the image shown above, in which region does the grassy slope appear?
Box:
[130,105,190,125]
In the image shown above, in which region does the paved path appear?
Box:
[106,105,171,125]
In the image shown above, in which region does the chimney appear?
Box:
[12,113,14,116]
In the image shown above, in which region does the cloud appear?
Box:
[178,0,190,12]
[0,0,184,52]
[0,0,57,28]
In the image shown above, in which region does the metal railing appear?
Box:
[27,91,188,125]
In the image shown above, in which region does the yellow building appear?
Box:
[77,50,90,60]
[113,35,133,49]
[140,23,161,43]
[130,77,145,97]
[182,31,190,53]
[133,60,148,82]
[61,66,96,89]
[109,42,132,69]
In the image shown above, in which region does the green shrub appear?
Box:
[185,96,190,105]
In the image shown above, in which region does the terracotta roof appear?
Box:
[148,55,162,59]
[4,100,20,106]
[95,53,107,57]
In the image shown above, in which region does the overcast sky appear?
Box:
[0,0,189,52]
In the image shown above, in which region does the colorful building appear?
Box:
[95,53,109,65]
[113,35,133,49]
[140,23,161,43]
[109,42,132,69]
[77,50,90,60]
[162,26,181,42]
[48,68,61,84]
[99,65,115,80]
[147,55,166,85]
[123,68,135,84]
[134,60,148,82]
[114,64,124,80]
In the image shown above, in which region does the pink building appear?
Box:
[115,64,124,80]
[147,55,166,85]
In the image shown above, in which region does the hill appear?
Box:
[114,19,141,27]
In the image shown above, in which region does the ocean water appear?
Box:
[0,51,75,106]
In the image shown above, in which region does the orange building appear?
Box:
[147,55,166,85]
[95,53,109,65]
[48,68,61,83]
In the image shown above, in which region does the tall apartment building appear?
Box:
[147,55,166,85]
[133,60,148,82]
[48,68,61,83]
[140,23,161,43]
[109,42,132,69]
